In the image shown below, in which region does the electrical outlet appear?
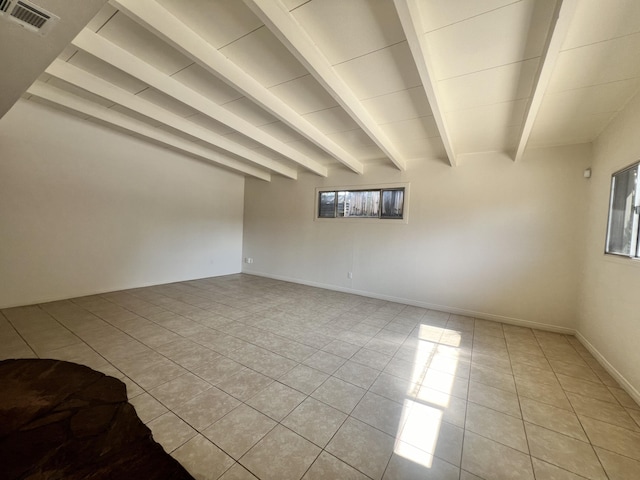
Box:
[348,272,353,279]
[244,257,254,264]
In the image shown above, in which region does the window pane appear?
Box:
[381,189,404,218]
[338,190,380,217]
[606,166,638,255]
[318,191,336,218]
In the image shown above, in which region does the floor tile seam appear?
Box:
[574,408,640,435]
[466,399,525,423]
[565,389,637,418]
[530,457,594,480]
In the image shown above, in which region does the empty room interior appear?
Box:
[2,0,640,479]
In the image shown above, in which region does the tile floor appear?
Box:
[2,274,640,480]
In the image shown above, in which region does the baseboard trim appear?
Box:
[575,331,640,406]
[243,270,576,335]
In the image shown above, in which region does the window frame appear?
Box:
[314,183,409,224]
[605,161,640,258]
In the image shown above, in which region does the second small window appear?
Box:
[318,187,405,219]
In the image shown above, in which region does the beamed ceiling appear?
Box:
[7,0,640,181]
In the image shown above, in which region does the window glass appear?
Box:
[606,163,640,257]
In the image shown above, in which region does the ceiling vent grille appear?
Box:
[0,0,59,36]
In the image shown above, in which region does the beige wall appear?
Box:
[0,100,245,308]
[243,145,591,331]
[578,91,640,398]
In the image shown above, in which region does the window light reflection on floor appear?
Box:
[394,325,462,469]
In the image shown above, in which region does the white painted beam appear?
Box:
[244,0,406,171]
[72,29,327,177]
[514,0,576,162]
[27,81,271,180]
[45,60,298,179]
[393,0,457,167]
[111,0,364,174]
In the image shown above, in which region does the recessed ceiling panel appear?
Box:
[427,0,554,80]
[382,116,440,143]
[529,111,614,147]
[136,87,200,118]
[563,0,640,50]
[45,77,116,108]
[292,0,405,65]
[98,11,193,75]
[157,0,262,49]
[418,0,518,33]
[361,86,432,124]
[395,136,446,160]
[548,33,640,93]
[268,75,338,115]
[440,59,539,111]
[223,97,279,126]
[171,64,243,105]
[302,107,361,135]
[220,26,308,88]
[67,51,148,94]
[333,42,421,100]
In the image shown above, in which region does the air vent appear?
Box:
[0,0,59,36]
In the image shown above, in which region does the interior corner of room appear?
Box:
[1,0,639,412]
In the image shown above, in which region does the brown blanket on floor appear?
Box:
[0,358,194,480]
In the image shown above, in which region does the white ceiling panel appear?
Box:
[59,46,79,62]
[440,58,539,111]
[394,136,446,160]
[223,132,263,150]
[418,0,518,33]
[302,107,361,135]
[268,75,338,115]
[382,116,440,143]
[529,111,615,147]
[333,42,421,100]
[548,33,640,93]
[86,4,118,33]
[187,113,236,136]
[157,0,262,49]
[562,0,640,50]
[361,86,432,124]
[292,0,405,65]
[68,51,148,94]
[136,87,200,118]
[171,64,243,105]
[259,121,308,144]
[223,97,279,126]
[281,139,335,165]
[220,26,308,88]
[326,129,384,159]
[427,0,555,80]
[45,77,116,108]
[98,12,193,75]
[108,104,163,128]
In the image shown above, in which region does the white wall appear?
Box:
[578,91,640,397]
[0,100,245,308]
[243,145,591,331]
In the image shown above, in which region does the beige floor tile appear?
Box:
[192,357,247,385]
[516,376,573,411]
[512,363,559,386]
[303,451,369,480]
[172,434,235,480]
[461,430,534,480]
[321,340,361,359]
[465,402,528,452]
[470,363,516,393]
[302,350,346,374]
[351,347,392,370]
[608,386,640,410]
[240,425,320,480]
[383,453,460,480]
[567,392,639,431]
[334,360,380,389]
[549,360,601,383]
[556,374,617,403]
[471,351,512,374]
[129,391,168,424]
[460,470,484,480]
[282,397,347,447]
[627,408,640,428]
[352,391,404,436]
[202,404,276,459]
[245,381,306,421]
[149,372,212,410]
[129,361,188,390]
[422,368,469,399]
[174,387,240,430]
[277,364,329,395]
[416,386,468,427]
[531,458,587,480]
[580,416,640,461]
[217,369,273,402]
[595,447,640,480]
[148,411,197,453]
[370,372,419,403]
[525,423,606,480]
[468,381,521,418]
[326,417,395,480]
[311,376,366,414]
[218,464,258,480]
[520,396,587,441]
